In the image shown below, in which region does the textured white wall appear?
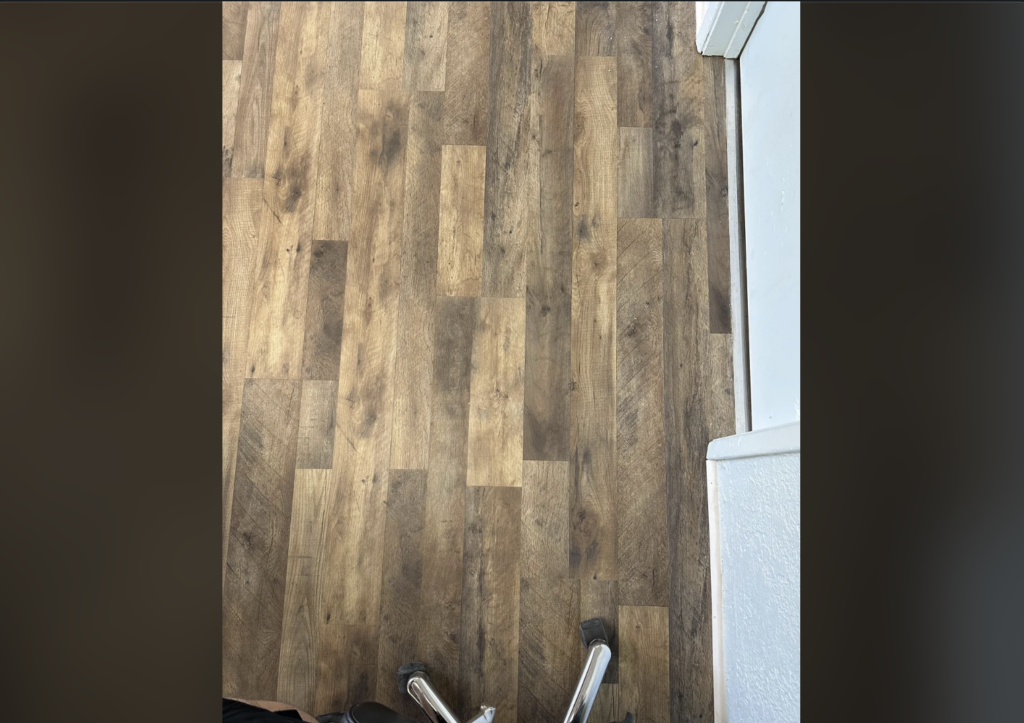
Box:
[716,452,800,723]
[738,2,800,430]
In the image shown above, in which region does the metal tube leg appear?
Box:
[405,671,466,723]
[561,641,613,723]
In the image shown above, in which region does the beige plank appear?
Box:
[404,1,449,91]
[531,1,576,55]
[437,144,487,297]
[520,461,571,579]
[467,297,526,487]
[359,1,408,90]
[296,380,338,470]
[223,60,243,177]
[442,1,490,145]
[618,606,671,723]
[617,127,654,219]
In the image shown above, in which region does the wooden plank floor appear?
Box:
[223,3,735,722]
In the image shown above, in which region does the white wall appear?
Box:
[707,422,800,723]
[738,2,800,430]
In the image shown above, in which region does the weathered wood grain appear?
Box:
[521,461,571,580]
[223,379,302,698]
[467,297,526,488]
[223,60,243,177]
[570,55,617,581]
[404,2,449,91]
[615,1,653,128]
[617,127,654,219]
[437,144,487,297]
[531,1,575,55]
[301,240,348,381]
[524,53,573,461]
[618,606,671,723]
[703,55,731,333]
[575,2,616,57]
[297,380,338,470]
[517,576,582,723]
[459,486,522,723]
[223,1,249,61]
[442,1,490,145]
[232,1,281,179]
[360,1,408,90]
[391,91,445,470]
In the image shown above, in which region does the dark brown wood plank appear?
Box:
[662,218,714,723]
[482,1,537,298]
[302,240,348,381]
[575,2,616,57]
[359,1,408,90]
[404,1,449,92]
[223,378,302,698]
[297,380,338,469]
[246,1,330,378]
[618,606,670,723]
[651,1,705,219]
[223,178,265,583]
[417,296,477,704]
[615,1,653,128]
[443,1,490,145]
[375,470,429,718]
[313,2,364,243]
[617,127,654,219]
[232,1,281,179]
[580,579,618,683]
[391,91,445,470]
[459,486,522,723]
[520,461,571,580]
[589,684,619,723]
[703,55,731,333]
[570,55,617,581]
[524,53,573,461]
[616,218,668,608]
[277,468,331,711]
[316,624,380,714]
[224,1,249,60]
[224,60,243,177]
[517,576,582,723]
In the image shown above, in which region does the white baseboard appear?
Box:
[696,1,765,58]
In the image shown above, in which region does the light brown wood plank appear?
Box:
[616,218,668,608]
[618,606,670,723]
[246,1,330,378]
[301,240,348,381]
[459,486,522,723]
[617,127,654,219]
[277,468,331,711]
[404,1,449,91]
[375,470,429,718]
[662,218,715,723]
[315,85,410,713]
[581,579,618,684]
[524,53,573,461]
[520,461,571,579]
[709,333,735,440]
[467,297,526,487]
[652,1,705,219]
[223,60,243,177]
[297,380,338,469]
[360,1,408,90]
[223,178,265,585]
[223,1,249,60]
[703,55,731,333]
[319,87,409,632]
[517,576,582,723]
[575,1,616,57]
[391,92,445,470]
[615,1,653,128]
[223,378,302,698]
[482,1,538,298]
[313,2,364,243]
[418,296,477,704]
[232,1,281,179]
[437,144,487,297]
[570,55,617,580]
[442,1,490,145]
[531,1,575,55]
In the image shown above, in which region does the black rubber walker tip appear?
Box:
[397,662,428,695]
[578,617,609,647]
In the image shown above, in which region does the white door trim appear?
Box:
[695,1,766,58]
